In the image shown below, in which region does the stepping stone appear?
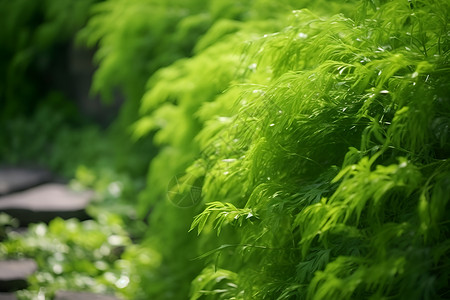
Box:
[0,184,93,225]
[54,291,120,300]
[0,293,17,300]
[0,167,53,196]
[0,259,37,292]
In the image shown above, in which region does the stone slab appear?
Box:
[0,184,93,225]
[54,291,120,300]
[0,259,37,292]
[0,293,17,300]
[0,167,53,196]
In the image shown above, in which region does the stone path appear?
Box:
[0,293,18,300]
[0,183,92,225]
[0,167,52,196]
[0,260,37,292]
[0,167,121,299]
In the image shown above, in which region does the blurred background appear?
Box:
[0,0,448,299]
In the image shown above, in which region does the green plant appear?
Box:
[132,0,449,299]
[0,217,130,299]
[2,0,448,299]
[190,1,450,299]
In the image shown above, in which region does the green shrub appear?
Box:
[2,0,448,299]
[0,217,130,299]
[133,0,449,299]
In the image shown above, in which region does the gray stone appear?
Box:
[0,184,93,225]
[0,167,53,196]
[54,291,120,300]
[0,293,17,300]
[0,259,37,292]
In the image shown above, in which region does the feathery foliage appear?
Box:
[129,0,450,298]
[4,0,448,299]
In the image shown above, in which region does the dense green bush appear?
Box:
[130,0,449,299]
[0,216,134,299]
